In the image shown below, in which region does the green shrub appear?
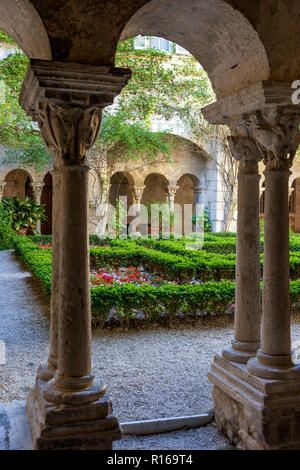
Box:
[2,196,46,232]
[13,235,300,329]
[0,205,16,249]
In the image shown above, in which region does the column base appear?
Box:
[222,340,259,364]
[26,379,122,450]
[247,352,300,380]
[209,354,300,450]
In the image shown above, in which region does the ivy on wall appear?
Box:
[0,32,214,171]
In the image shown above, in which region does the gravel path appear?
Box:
[1,249,300,450]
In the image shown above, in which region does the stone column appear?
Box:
[223,136,262,363]
[0,182,6,201]
[193,186,206,232]
[204,88,300,450]
[167,185,179,234]
[132,185,145,235]
[30,182,45,233]
[20,59,131,450]
[37,169,60,381]
[247,107,300,380]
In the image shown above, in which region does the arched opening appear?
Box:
[142,173,169,235]
[119,0,270,99]
[109,172,135,233]
[142,173,168,206]
[109,171,135,208]
[41,172,53,235]
[175,174,199,236]
[3,169,32,200]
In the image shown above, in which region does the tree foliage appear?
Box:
[0,33,215,171]
[0,50,52,169]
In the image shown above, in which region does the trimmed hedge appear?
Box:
[0,208,17,250]
[13,235,300,328]
[90,246,237,282]
[13,236,237,326]
[27,234,300,281]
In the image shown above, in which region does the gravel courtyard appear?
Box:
[1,249,300,449]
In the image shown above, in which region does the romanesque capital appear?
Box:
[30,182,45,195]
[133,185,145,202]
[19,60,131,166]
[228,135,262,174]
[248,107,300,171]
[228,119,262,174]
[167,185,179,200]
[37,102,103,165]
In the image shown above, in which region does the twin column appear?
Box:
[225,107,300,379]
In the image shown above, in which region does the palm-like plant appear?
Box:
[2,196,46,233]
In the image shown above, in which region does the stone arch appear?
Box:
[142,173,169,206]
[3,168,33,200]
[41,172,53,235]
[109,171,135,208]
[119,0,270,98]
[175,173,199,208]
[0,0,52,59]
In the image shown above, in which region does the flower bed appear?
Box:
[90,266,166,287]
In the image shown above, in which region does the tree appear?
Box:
[0,50,53,170]
[0,33,238,230]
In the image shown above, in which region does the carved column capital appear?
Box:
[246,107,300,172]
[228,117,262,174]
[20,60,131,166]
[30,182,45,195]
[133,185,145,202]
[37,103,103,165]
[228,136,262,174]
[167,185,179,201]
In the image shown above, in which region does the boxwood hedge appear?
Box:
[13,235,300,328]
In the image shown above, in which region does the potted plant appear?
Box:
[1,196,46,235]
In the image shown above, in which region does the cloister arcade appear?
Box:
[0,0,300,451]
[0,162,204,237]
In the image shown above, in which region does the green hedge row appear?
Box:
[13,236,300,328]
[31,233,300,256]
[29,234,300,281]
[90,245,236,282]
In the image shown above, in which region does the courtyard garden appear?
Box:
[10,231,300,329]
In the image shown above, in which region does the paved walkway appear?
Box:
[5,249,300,449]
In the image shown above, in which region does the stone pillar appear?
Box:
[20,59,131,450]
[223,137,262,363]
[0,182,6,201]
[30,182,45,233]
[132,185,145,235]
[247,108,300,379]
[167,185,179,234]
[37,169,60,381]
